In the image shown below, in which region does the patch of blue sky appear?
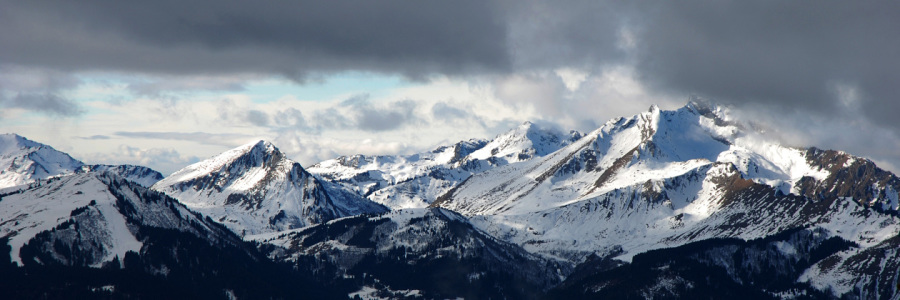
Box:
[0,112,38,126]
[67,72,410,105]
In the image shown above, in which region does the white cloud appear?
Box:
[126,74,259,96]
[616,25,638,51]
[728,102,900,174]
[273,132,414,166]
[554,68,589,91]
[829,81,862,112]
[79,145,200,175]
[4,69,898,177]
[0,64,84,116]
[8,70,674,171]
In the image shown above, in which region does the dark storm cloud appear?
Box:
[126,76,249,96]
[501,0,630,71]
[632,2,900,125]
[0,65,84,117]
[3,0,898,131]
[0,0,508,78]
[3,93,83,116]
[496,1,900,131]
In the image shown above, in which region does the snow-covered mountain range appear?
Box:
[437,103,898,260]
[0,134,84,188]
[309,121,581,209]
[0,171,228,268]
[77,164,164,188]
[151,140,387,236]
[0,133,164,189]
[254,207,565,299]
[1,101,898,299]
[0,170,338,298]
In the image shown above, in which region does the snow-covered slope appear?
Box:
[3,101,898,298]
[152,140,387,236]
[435,103,900,263]
[437,103,740,215]
[253,207,565,299]
[77,164,164,187]
[309,121,581,209]
[0,134,165,190]
[419,102,900,297]
[0,171,232,267]
[0,170,343,299]
[0,134,84,189]
[550,227,859,298]
[468,121,584,163]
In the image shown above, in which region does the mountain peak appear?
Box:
[78,164,165,187]
[152,140,387,235]
[0,133,43,153]
[465,121,579,163]
[0,170,241,268]
[505,121,543,139]
[224,140,285,166]
[154,139,288,189]
[237,139,279,155]
[512,121,562,139]
[0,134,84,188]
[684,99,727,119]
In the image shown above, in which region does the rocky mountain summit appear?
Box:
[152,140,387,236]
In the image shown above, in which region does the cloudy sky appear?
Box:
[2,1,899,175]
